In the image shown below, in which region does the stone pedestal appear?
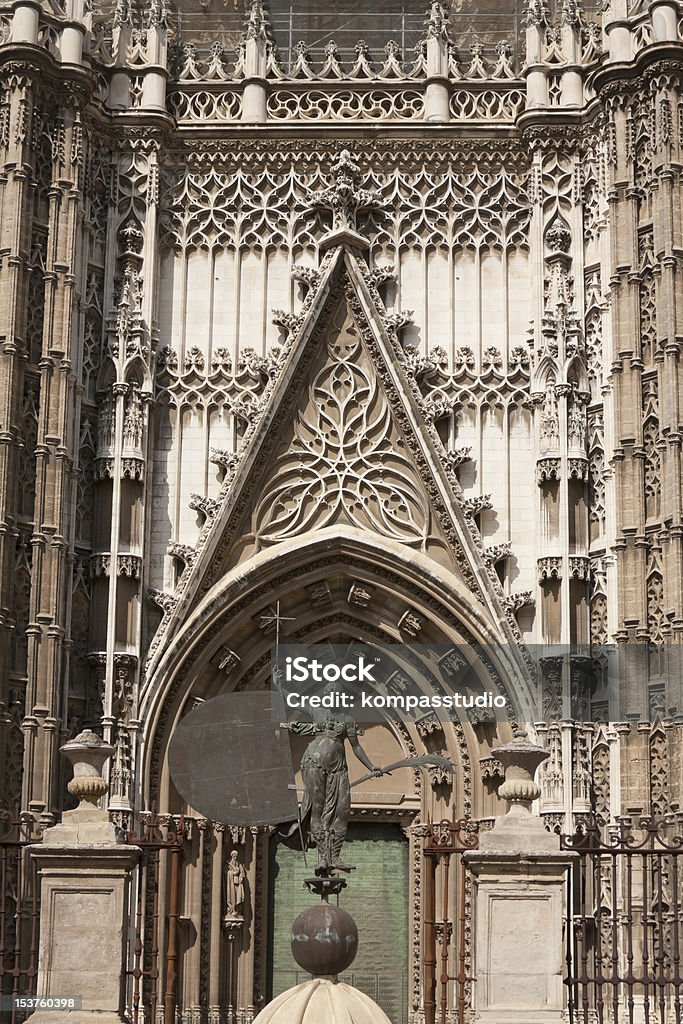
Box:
[465,736,573,1024]
[466,851,570,1024]
[26,731,140,1024]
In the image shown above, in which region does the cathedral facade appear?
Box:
[1,0,683,1021]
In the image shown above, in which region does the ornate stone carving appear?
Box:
[252,307,429,546]
[347,582,374,607]
[538,557,562,582]
[398,609,425,638]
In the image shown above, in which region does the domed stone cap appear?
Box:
[252,978,392,1024]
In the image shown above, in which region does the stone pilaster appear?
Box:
[0,59,41,803]
[22,88,88,824]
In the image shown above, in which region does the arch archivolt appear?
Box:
[141,526,532,813]
[138,528,529,1021]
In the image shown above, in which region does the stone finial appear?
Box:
[526,0,549,27]
[43,730,120,846]
[306,151,381,252]
[425,0,451,41]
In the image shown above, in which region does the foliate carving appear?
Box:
[147,589,177,614]
[168,542,197,567]
[189,494,220,521]
[505,591,534,613]
[307,149,381,236]
[527,0,549,27]
[461,494,492,517]
[252,309,429,546]
[420,392,457,423]
[483,543,512,566]
[415,715,443,739]
[209,448,240,477]
[446,447,472,469]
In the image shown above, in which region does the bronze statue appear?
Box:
[280,682,384,873]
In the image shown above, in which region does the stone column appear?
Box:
[465,736,573,1024]
[424,1,451,123]
[27,731,139,1024]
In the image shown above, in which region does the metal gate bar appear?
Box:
[422,816,478,1024]
[0,811,42,1024]
[126,809,185,1024]
[562,813,683,1024]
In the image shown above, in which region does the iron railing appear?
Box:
[126,809,185,1024]
[562,813,683,1024]
[0,810,42,1024]
[423,816,479,1024]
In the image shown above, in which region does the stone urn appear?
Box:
[43,730,119,845]
[481,733,557,851]
[61,729,115,811]
[494,736,549,817]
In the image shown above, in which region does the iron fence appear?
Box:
[422,816,479,1024]
[125,808,185,1024]
[562,813,683,1024]
[0,811,42,1024]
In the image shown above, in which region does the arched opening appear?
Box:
[137,529,532,1021]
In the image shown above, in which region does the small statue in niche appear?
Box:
[225,849,246,919]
